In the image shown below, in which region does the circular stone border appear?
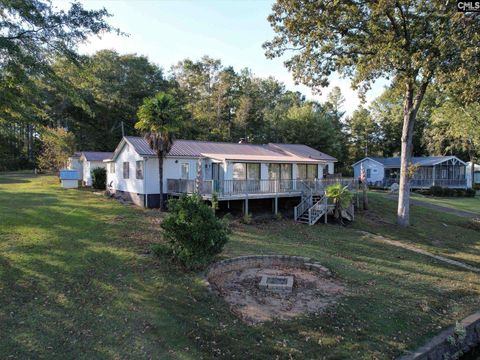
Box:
[206,255,332,285]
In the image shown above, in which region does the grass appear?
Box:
[410,192,480,214]
[1,175,480,359]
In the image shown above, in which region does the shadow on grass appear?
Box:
[2,182,480,359]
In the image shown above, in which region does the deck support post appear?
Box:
[274,196,278,215]
[244,197,249,215]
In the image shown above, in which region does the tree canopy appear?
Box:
[264,0,480,225]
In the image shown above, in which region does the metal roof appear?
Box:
[81,152,114,161]
[353,156,466,168]
[269,143,337,162]
[119,136,336,163]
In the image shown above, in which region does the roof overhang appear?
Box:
[351,157,384,168]
[200,153,326,163]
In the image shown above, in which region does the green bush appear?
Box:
[161,194,229,269]
[91,167,107,189]
[466,188,476,197]
[429,185,443,196]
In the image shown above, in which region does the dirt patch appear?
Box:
[208,265,344,325]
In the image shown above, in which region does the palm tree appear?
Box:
[325,183,353,225]
[135,92,182,210]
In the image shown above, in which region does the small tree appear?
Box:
[161,194,229,269]
[37,127,75,172]
[91,167,107,190]
[325,184,353,224]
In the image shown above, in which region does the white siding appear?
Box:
[147,157,200,194]
[327,162,334,175]
[107,143,145,193]
[83,160,107,186]
[353,159,384,183]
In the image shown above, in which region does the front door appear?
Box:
[212,163,224,193]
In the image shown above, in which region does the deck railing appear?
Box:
[167,178,358,197]
[377,178,467,188]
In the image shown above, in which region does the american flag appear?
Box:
[360,163,366,183]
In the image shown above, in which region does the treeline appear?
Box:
[2,50,478,173]
[1,51,349,171]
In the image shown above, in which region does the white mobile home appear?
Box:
[79,152,113,186]
[352,156,468,189]
[105,137,355,224]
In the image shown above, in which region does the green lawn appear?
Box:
[1,175,480,359]
[410,193,480,214]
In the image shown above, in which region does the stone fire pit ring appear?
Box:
[205,255,343,325]
[206,255,332,280]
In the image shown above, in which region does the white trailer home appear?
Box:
[352,156,468,189]
[105,137,356,224]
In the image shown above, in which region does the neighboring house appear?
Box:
[67,152,83,177]
[80,152,113,186]
[466,162,480,188]
[352,156,468,189]
[105,136,352,224]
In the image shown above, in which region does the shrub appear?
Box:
[325,183,353,224]
[474,183,480,191]
[466,188,476,197]
[161,194,229,269]
[242,213,253,224]
[91,167,107,189]
[429,185,443,196]
[151,243,172,258]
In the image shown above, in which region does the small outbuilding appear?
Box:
[79,152,113,186]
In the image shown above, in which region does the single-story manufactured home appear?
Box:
[105,136,356,224]
[68,151,113,186]
[352,156,468,189]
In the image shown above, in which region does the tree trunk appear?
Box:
[470,154,476,189]
[397,80,429,226]
[158,153,164,211]
[362,183,368,210]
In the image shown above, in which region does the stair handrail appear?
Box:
[294,180,313,221]
[307,195,328,225]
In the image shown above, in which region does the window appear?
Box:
[268,163,280,180]
[233,163,260,180]
[297,164,307,180]
[136,161,144,180]
[232,163,246,180]
[366,168,371,178]
[307,164,318,179]
[247,163,260,180]
[109,163,115,174]
[123,162,129,179]
[181,163,189,179]
[280,163,292,180]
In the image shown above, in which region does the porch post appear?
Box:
[432,166,436,186]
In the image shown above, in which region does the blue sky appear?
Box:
[54,0,388,115]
